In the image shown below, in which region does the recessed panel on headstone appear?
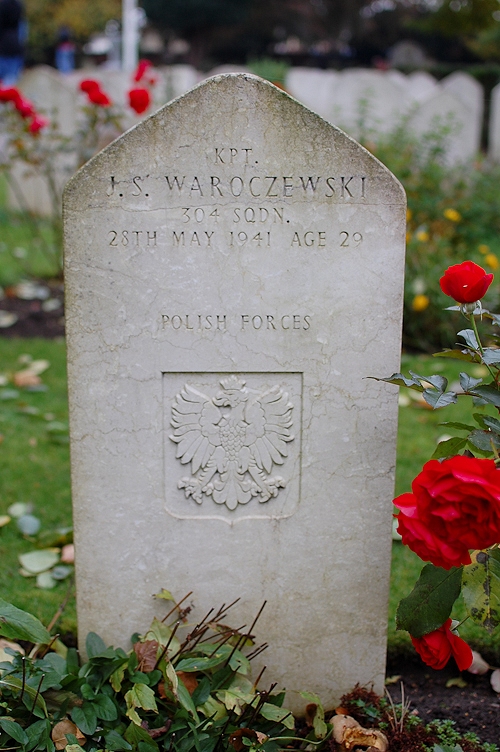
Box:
[64,74,406,709]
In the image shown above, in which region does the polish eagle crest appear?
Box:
[169,376,294,510]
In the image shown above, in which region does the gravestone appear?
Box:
[64,73,406,709]
[489,82,500,162]
[407,89,476,164]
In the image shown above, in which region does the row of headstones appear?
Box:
[16,64,500,160]
[7,64,500,214]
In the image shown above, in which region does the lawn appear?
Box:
[1,336,499,659]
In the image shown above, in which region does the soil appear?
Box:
[385,653,500,746]
[3,287,500,748]
[0,280,65,339]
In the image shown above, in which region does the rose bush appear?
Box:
[411,619,473,670]
[380,259,500,671]
[394,455,500,569]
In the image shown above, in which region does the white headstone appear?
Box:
[406,71,438,103]
[161,64,200,102]
[64,74,406,710]
[407,89,476,164]
[441,71,483,154]
[327,69,409,137]
[489,82,500,162]
[285,67,339,120]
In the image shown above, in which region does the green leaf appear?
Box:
[434,349,478,362]
[86,631,107,658]
[459,372,483,391]
[458,329,479,350]
[175,654,227,672]
[469,385,500,408]
[422,389,457,409]
[371,372,423,390]
[0,597,51,643]
[396,564,463,638]
[110,661,127,692]
[125,683,158,724]
[19,549,60,575]
[153,588,175,601]
[409,371,448,391]
[462,549,500,633]
[177,680,200,721]
[0,717,29,745]
[124,722,159,751]
[37,571,57,589]
[483,416,500,434]
[0,676,48,717]
[467,430,500,453]
[481,348,500,365]
[93,693,118,721]
[105,729,133,751]
[71,701,98,735]
[259,703,294,729]
[431,437,467,460]
[438,421,476,431]
[299,692,327,738]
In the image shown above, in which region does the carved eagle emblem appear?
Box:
[169,376,294,510]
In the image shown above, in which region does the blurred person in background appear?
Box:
[0,0,24,85]
[55,26,76,73]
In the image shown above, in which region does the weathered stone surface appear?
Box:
[64,73,406,709]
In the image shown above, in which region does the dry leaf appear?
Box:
[305,703,318,726]
[384,674,402,685]
[468,650,490,675]
[446,676,468,689]
[51,719,86,750]
[13,370,41,387]
[228,728,257,752]
[331,715,388,752]
[134,640,159,673]
[491,668,500,693]
[177,670,199,695]
[0,638,25,664]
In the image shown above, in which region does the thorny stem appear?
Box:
[161,591,193,623]
[225,601,266,667]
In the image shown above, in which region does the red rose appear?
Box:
[87,87,112,106]
[440,260,493,304]
[0,86,21,104]
[28,115,48,134]
[79,79,100,93]
[394,456,500,569]
[128,87,151,114]
[411,619,473,671]
[134,59,151,82]
[15,97,35,118]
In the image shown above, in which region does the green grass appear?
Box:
[0,176,61,285]
[0,339,499,661]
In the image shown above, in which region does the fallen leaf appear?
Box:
[19,548,60,574]
[134,640,159,673]
[176,670,198,695]
[0,311,18,328]
[0,515,11,528]
[468,650,490,675]
[16,514,41,536]
[384,675,402,685]
[51,719,86,750]
[37,571,57,589]
[491,668,500,693]
[446,677,468,688]
[8,502,33,518]
[28,437,37,447]
[29,360,50,375]
[331,715,388,752]
[229,728,257,752]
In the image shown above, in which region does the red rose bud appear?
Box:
[411,619,473,671]
[87,87,112,106]
[440,260,493,304]
[134,59,152,82]
[128,87,151,114]
[28,115,48,134]
[394,455,500,570]
[79,78,100,93]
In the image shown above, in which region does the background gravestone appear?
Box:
[64,73,406,709]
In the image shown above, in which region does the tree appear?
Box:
[140,0,252,65]
[26,0,121,64]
